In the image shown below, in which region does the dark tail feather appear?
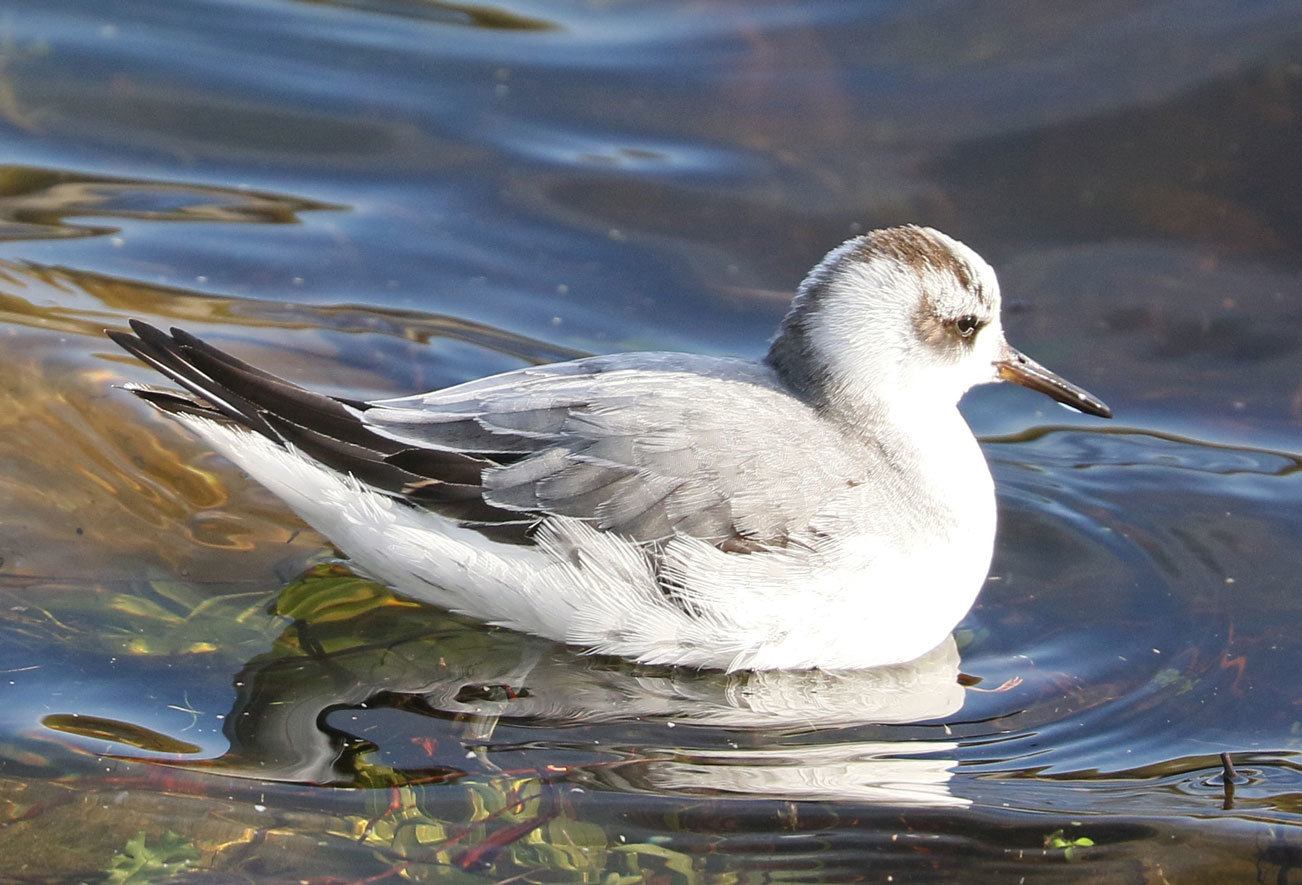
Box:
[173,334,405,454]
[107,321,277,437]
[123,385,235,425]
[108,319,380,447]
[107,320,530,543]
[106,321,493,473]
[261,412,523,524]
[166,326,372,412]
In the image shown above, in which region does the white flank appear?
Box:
[178,414,988,671]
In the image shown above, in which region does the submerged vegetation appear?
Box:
[0,0,1299,880]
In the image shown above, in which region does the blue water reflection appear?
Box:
[0,0,1298,880]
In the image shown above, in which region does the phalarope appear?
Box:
[109,225,1110,671]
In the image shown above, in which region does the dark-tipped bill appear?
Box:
[996,344,1112,418]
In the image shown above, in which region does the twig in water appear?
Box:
[1220,751,1237,811]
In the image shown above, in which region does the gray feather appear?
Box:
[362,354,870,545]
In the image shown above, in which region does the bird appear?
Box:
[107,225,1111,672]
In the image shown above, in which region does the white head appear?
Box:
[766,225,1110,425]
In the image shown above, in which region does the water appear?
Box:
[0,0,1299,880]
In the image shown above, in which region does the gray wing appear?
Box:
[107,323,863,550]
[362,353,865,546]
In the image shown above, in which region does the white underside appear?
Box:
[179,415,992,671]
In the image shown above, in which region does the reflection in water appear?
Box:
[1,0,1301,878]
[0,260,584,364]
[0,262,579,583]
[298,0,559,30]
[987,424,1302,478]
[638,740,963,806]
[931,53,1302,258]
[82,576,967,807]
[0,244,1298,879]
[0,165,342,241]
[41,713,202,755]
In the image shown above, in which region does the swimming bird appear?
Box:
[107,225,1110,671]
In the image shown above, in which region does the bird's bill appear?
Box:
[996,343,1112,418]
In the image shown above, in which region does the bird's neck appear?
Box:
[767,331,990,518]
[766,325,952,440]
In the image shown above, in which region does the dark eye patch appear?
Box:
[953,314,981,338]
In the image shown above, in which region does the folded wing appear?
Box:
[110,324,863,549]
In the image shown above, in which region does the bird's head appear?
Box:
[766,225,1111,423]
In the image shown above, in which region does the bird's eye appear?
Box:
[954,314,981,338]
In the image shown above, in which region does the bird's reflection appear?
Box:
[103,571,972,807]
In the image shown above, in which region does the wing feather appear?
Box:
[110,324,866,551]
[363,356,867,546]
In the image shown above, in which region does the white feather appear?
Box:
[176,403,991,671]
[115,227,1083,672]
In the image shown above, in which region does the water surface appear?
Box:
[0,1,1298,881]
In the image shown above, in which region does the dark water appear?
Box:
[0,0,1298,881]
